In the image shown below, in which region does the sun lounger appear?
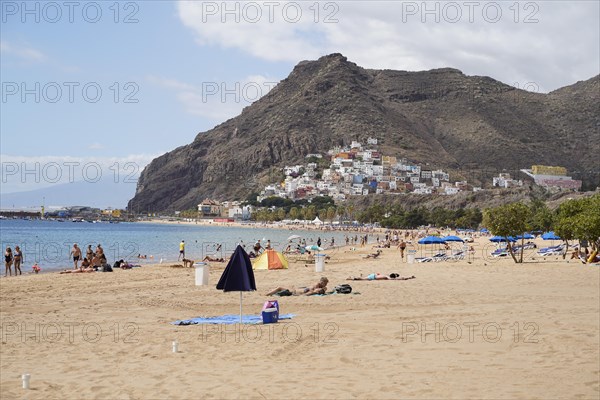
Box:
[447,251,465,261]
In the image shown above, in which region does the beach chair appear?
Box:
[491,248,508,257]
[447,251,465,261]
[538,244,565,257]
[433,252,448,262]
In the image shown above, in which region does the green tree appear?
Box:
[336,205,345,222]
[276,208,286,221]
[326,206,336,222]
[556,195,600,260]
[529,199,554,232]
[289,207,299,220]
[554,197,587,258]
[482,202,532,263]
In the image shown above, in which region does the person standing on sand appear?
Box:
[13,246,23,275]
[70,243,82,270]
[178,240,185,260]
[398,240,407,262]
[86,245,94,262]
[4,247,14,276]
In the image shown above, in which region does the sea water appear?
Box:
[0,219,350,271]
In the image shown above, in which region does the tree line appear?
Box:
[482,194,599,263]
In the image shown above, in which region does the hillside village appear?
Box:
[256,138,582,203]
[258,138,470,202]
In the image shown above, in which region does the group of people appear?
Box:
[68,243,107,272]
[4,246,23,276]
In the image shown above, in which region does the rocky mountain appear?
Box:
[128,54,599,212]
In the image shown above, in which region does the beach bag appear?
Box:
[335,284,352,294]
[102,263,113,272]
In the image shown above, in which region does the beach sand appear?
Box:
[1,238,599,399]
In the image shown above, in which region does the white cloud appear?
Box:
[0,154,159,194]
[0,40,46,62]
[147,74,280,120]
[176,1,599,92]
[88,143,105,150]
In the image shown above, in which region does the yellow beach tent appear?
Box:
[252,249,289,270]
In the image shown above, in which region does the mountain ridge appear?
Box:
[128,54,599,212]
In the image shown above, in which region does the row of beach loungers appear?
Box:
[491,243,567,258]
[416,251,465,262]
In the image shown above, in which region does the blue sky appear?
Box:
[1,1,599,206]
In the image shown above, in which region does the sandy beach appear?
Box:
[1,237,598,399]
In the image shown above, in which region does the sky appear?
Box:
[1,0,599,207]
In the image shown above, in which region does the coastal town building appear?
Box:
[492,173,523,188]
[520,165,582,191]
[197,199,224,217]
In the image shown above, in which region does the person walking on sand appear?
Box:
[398,240,407,262]
[70,243,82,270]
[13,246,23,275]
[178,240,185,260]
[4,247,14,277]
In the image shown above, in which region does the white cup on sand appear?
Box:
[172,341,178,353]
[22,374,30,389]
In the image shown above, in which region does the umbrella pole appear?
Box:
[240,292,243,324]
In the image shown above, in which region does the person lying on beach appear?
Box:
[60,267,94,274]
[364,250,382,259]
[202,255,225,262]
[347,273,416,281]
[266,277,329,296]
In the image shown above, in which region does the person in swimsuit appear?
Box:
[398,240,407,261]
[86,245,94,262]
[266,277,329,296]
[4,247,14,277]
[347,273,416,281]
[13,246,23,275]
[70,243,82,270]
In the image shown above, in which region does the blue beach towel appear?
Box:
[171,313,295,325]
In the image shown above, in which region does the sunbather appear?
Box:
[364,250,382,259]
[60,267,94,274]
[202,255,225,262]
[347,273,415,281]
[266,277,328,296]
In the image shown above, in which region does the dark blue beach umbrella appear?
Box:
[443,235,464,242]
[418,236,447,245]
[216,245,256,322]
[541,231,561,240]
[480,228,489,233]
[489,236,517,243]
